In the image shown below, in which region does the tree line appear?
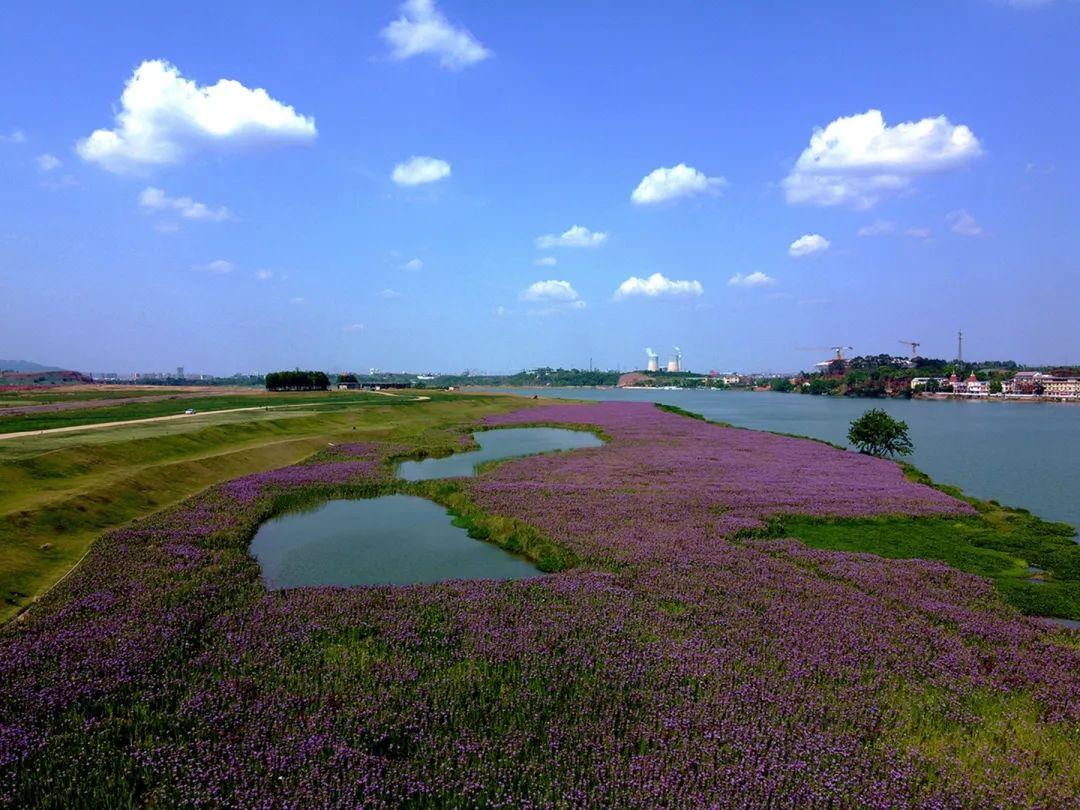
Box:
[265,370,330,391]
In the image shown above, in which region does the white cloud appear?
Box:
[77,60,316,172]
[534,256,557,266]
[402,258,424,271]
[343,323,366,333]
[788,233,830,257]
[783,109,982,208]
[520,279,580,302]
[193,259,234,274]
[630,163,728,204]
[614,272,703,299]
[727,271,776,288]
[382,0,491,70]
[947,209,984,236]
[535,225,607,249]
[906,227,932,239]
[0,129,26,143]
[255,269,274,282]
[139,187,232,221]
[392,155,451,186]
[36,153,61,171]
[379,288,402,299]
[857,219,896,237]
[290,297,306,305]
[493,305,509,317]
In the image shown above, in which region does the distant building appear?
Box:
[911,376,947,389]
[1002,371,1080,399]
[1040,375,1080,398]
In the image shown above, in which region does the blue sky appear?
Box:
[1,0,1077,375]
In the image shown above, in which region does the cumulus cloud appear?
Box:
[402,258,424,271]
[392,155,451,186]
[255,269,273,282]
[77,60,316,172]
[534,256,557,266]
[630,163,728,204]
[727,271,776,288]
[382,0,490,70]
[193,259,234,274]
[520,279,580,302]
[535,225,607,249]
[788,233,830,257]
[343,323,366,333]
[0,129,26,143]
[857,219,896,237]
[139,187,232,221]
[783,109,981,208]
[379,288,402,299]
[36,153,61,171]
[947,209,984,236]
[614,273,703,300]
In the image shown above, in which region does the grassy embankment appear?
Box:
[0,391,533,622]
[0,387,215,406]
[0,389,395,433]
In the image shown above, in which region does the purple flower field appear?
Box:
[1,402,1077,806]
[475,402,974,564]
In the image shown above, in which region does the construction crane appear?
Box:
[898,340,921,359]
[797,345,853,360]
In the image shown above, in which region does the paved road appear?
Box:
[0,392,431,441]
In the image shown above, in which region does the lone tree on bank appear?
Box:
[847,408,913,458]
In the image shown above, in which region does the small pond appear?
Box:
[251,495,540,589]
[397,427,603,481]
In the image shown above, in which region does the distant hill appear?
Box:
[0,359,62,373]
[0,369,93,386]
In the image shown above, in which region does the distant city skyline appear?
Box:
[2,1,1078,374]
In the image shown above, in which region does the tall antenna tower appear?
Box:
[957,330,964,367]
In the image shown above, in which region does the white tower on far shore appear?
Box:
[667,347,682,373]
[646,348,660,372]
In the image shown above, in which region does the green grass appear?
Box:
[0,389,392,433]
[780,502,1080,621]
[0,391,536,622]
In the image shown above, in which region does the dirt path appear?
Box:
[0,393,431,442]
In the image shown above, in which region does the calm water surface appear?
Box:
[477,388,1080,533]
[251,495,540,589]
[397,427,603,481]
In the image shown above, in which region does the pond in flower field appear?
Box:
[250,495,540,589]
[396,426,603,481]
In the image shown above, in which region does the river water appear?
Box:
[477,388,1080,533]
